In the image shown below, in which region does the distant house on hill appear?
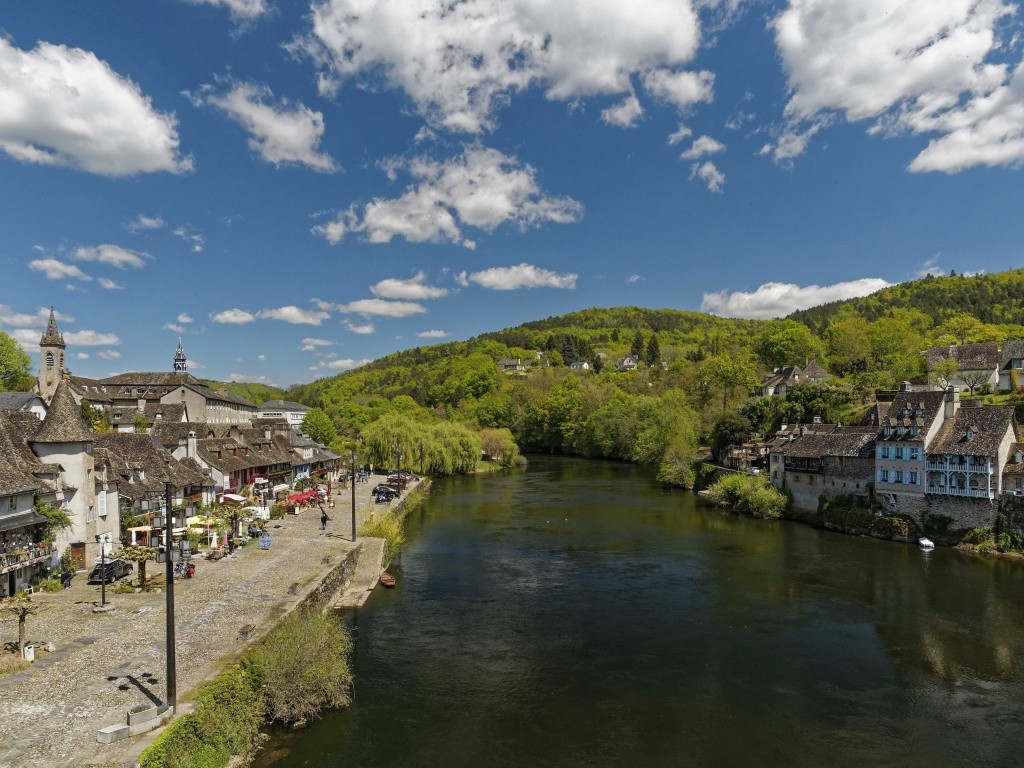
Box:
[616,355,639,371]
[569,360,590,370]
[760,360,831,398]
[925,342,1001,394]
[498,358,525,372]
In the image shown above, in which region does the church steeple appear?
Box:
[38,307,66,402]
[174,338,187,372]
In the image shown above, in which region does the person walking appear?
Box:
[321,510,330,530]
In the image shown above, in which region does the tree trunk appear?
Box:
[18,615,26,655]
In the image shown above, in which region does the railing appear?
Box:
[925,460,992,473]
[926,485,992,499]
[0,545,56,573]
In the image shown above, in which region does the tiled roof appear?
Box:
[927,406,1015,457]
[760,365,801,388]
[925,342,1000,371]
[68,376,113,404]
[1001,339,1024,369]
[182,383,257,408]
[878,391,947,441]
[33,381,92,443]
[257,400,310,412]
[1003,443,1024,475]
[802,360,829,379]
[0,392,37,411]
[101,372,202,387]
[774,428,875,459]
[109,402,187,428]
[93,433,210,503]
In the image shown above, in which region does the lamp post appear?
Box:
[163,482,177,711]
[94,533,107,608]
[349,435,362,542]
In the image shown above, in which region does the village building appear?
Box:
[925,342,1001,394]
[257,399,310,427]
[498,357,526,372]
[0,391,46,420]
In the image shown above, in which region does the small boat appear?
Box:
[918,537,935,550]
[379,572,396,587]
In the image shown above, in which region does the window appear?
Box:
[8,496,16,511]
[910,447,920,460]
[97,491,107,518]
[895,447,904,459]
[896,471,904,483]
[910,472,919,485]
[1016,478,1022,490]
[884,426,891,437]
[808,475,816,486]
[879,446,889,459]
[879,469,890,482]
[910,425,918,436]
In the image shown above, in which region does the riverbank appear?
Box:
[0,477,410,768]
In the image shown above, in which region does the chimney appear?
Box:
[944,386,960,419]
[812,415,821,424]
[187,430,197,458]
[138,399,146,412]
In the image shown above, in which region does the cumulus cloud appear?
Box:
[667,125,693,145]
[99,278,123,290]
[75,352,89,360]
[314,145,581,247]
[186,80,338,172]
[71,244,148,269]
[299,0,703,133]
[177,313,193,324]
[181,0,269,21]
[627,274,645,283]
[680,135,725,159]
[416,329,449,338]
[701,277,892,319]
[601,95,644,128]
[329,299,426,318]
[172,226,205,253]
[97,350,121,360]
[125,214,165,232]
[255,306,331,325]
[309,358,370,372]
[10,329,39,349]
[690,161,725,192]
[641,68,714,110]
[210,308,256,324]
[64,330,121,346]
[0,38,191,175]
[0,305,72,326]
[300,337,335,352]
[164,323,187,333]
[29,259,92,281]
[370,271,449,300]
[467,263,577,290]
[769,0,1024,172]
[454,271,470,288]
[343,319,376,334]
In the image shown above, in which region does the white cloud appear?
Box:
[0,306,72,326]
[0,38,191,175]
[300,337,335,352]
[172,226,205,253]
[689,161,725,192]
[99,278,124,290]
[641,68,714,110]
[211,308,256,324]
[187,80,339,172]
[601,95,644,128]
[71,244,148,269]
[64,330,121,346]
[164,323,187,333]
[467,263,577,291]
[177,313,193,324]
[255,306,331,325]
[182,0,269,21]
[125,214,165,232]
[627,274,645,283]
[343,320,376,334]
[680,135,725,159]
[314,145,582,247]
[300,0,703,133]
[701,278,892,319]
[333,299,426,318]
[770,0,1024,172]
[416,329,449,338]
[309,358,371,372]
[226,373,277,384]
[10,329,39,349]
[97,350,121,360]
[370,271,449,300]
[29,258,92,281]
[257,354,267,361]
[454,271,470,288]
[75,352,89,360]
[667,125,693,145]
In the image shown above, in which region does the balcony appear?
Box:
[0,545,56,574]
[925,459,993,473]
[926,485,992,499]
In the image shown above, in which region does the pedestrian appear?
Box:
[321,510,330,530]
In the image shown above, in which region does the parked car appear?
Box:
[387,470,415,485]
[87,558,134,584]
[373,485,399,500]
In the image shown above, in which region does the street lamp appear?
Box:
[94,533,107,608]
[350,435,362,542]
[151,482,189,712]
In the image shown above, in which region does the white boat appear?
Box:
[918,537,935,550]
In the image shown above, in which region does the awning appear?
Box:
[220,493,247,503]
[0,511,47,534]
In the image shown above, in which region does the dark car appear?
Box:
[386,470,415,485]
[372,484,397,496]
[87,558,133,584]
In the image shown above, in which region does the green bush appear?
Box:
[706,473,786,519]
[359,511,406,567]
[37,578,63,593]
[242,609,352,726]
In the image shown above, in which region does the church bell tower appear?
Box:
[38,307,66,402]
[174,338,187,372]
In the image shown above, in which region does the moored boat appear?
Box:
[918,537,935,550]
[379,571,396,587]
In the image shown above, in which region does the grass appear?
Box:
[0,651,31,677]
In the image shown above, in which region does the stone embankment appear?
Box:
[0,476,417,768]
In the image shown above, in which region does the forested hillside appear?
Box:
[285,269,1024,486]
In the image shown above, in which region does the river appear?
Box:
[260,456,1024,767]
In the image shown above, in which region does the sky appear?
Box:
[3,0,1024,388]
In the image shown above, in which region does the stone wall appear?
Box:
[877,490,999,540]
[299,545,360,611]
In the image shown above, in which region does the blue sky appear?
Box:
[3,1,1024,387]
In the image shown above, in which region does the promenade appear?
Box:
[0,478,413,768]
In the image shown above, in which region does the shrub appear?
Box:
[242,610,352,726]
[359,512,406,567]
[706,473,786,519]
[113,581,136,594]
[37,578,63,593]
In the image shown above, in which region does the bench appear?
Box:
[287,582,301,596]
[237,624,256,640]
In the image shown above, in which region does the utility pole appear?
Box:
[350,443,357,542]
[164,482,177,711]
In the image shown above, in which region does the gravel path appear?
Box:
[0,477,414,768]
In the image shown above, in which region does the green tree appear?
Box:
[3,592,42,656]
[709,411,753,460]
[754,320,822,369]
[119,544,157,588]
[630,330,646,358]
[0,331,33,392]
[699,354,758,412]
[929,357,960,390]
[823,309,872,376]
[301,408,338,445]
[645,333,662,368]
[479,428,521,467]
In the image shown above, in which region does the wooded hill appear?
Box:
[270,267,1024,485]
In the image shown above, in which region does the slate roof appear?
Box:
[1001,339,1024,369]
[773,427,875,459]
[257,400,310,412]
[0,392,37,412]
[102,372,202,388]
[878,391,947,442]
[1003,443,1024,475]
[861,401,891,426]
[802,360,830,380]
[68,376,113,404]
[109,403,187,429]
[93,433,211,504]
[40,308,64,346]
[32,381,92,443]
[925,342,1001,371]
[181,383,257,408]
[760,365,801,389]
[0,415,42,495]
[927,406,1016,457]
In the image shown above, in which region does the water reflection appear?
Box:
[262,456,1024,768]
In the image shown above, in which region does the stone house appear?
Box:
[925,342,1001,393]
[257,399,310,427]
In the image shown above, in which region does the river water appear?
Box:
[262,456,1024,768]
